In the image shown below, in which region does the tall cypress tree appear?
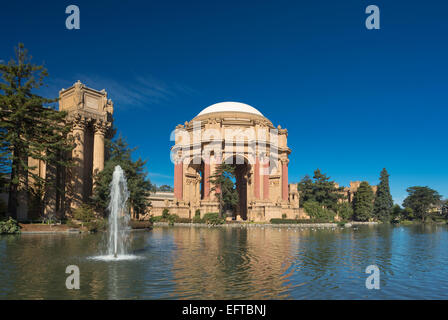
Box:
[353,181,374,221]
[0,43,73,218]
[373,168,393,221]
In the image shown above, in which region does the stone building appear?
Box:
[26,81,114,220]
[145,191,174,218]
[166,102,304,222]
[343,181,378,203]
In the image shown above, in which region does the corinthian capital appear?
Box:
[72,115,88,130]
[93,120,110,135]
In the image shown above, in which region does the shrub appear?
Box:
[193,215,203,223]
[150,215,164,223]
[335,202,354,221]
[168,214,178,226]
[73,205,96,222]
[0,217,21,234]
[303,200,335,222]
[162,209,170,220]
[84,219,107,233]
[149,212,191,224]
[282,213,287,219]
[192,209,203,223]
[175,217,192,223]
[202,212,225,225]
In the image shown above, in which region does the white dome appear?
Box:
[197,102,264,117]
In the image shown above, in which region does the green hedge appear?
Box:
[150,214,192,224]
[202,213,225,225]
[150,212,224,225]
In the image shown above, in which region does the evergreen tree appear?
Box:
[297,174,315,205]
[313,169,345,209]
[402,186,441,222]
[353,181,374,221]
[92,136,152,219]
[0,43,73,218]
[209,163,239,217]
[298,169,345,210]
[373,168,393,222]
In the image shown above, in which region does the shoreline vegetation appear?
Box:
[7,218,448,235]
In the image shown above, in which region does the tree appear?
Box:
[0,43,73,218]
[353,181,374,221]
[209,163,239,217]
[335,202,354,221]
[297,169,345,210]
[303,200,335,222]
[373,168,393,222]
[297,174,315,205]
[391,204,403,222]
[313,169,345,209]
[402,186,441,222]
[92,136,152,219]
[157,185,173,192]
[442,199,448,217]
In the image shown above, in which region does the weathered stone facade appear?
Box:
[341,181,378,203]
[27,81,113,219]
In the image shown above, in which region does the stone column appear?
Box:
[254,156,260,199]
[173,162,178,199]
[93,121,108,181]
[71,117,87,208]
[173,160,183,201]
[204,159,210,200]
[282,159,289,201]
[213,155,222,196]
[263,158,269,200]
[178,162,183,200]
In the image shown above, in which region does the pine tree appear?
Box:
[353,181,374,221]
[297,174,315,205]
[373,168,393,222]
[0,43,73,218]
[209,163,239,217]
[91,136,152,218]
[313,169,344,209]
[298,169,345,210]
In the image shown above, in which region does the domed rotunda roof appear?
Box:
[196,102,264,117]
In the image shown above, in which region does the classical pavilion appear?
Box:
[166,102,304,222]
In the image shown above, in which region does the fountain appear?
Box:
[91,165,140,261]
[108,165,130,258]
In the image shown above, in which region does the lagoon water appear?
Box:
[1,224,448,299]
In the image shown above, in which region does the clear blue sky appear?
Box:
[1,0,447,205]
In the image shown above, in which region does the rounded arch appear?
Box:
[221,154,252,220]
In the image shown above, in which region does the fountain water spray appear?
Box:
[107,165,130,258]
